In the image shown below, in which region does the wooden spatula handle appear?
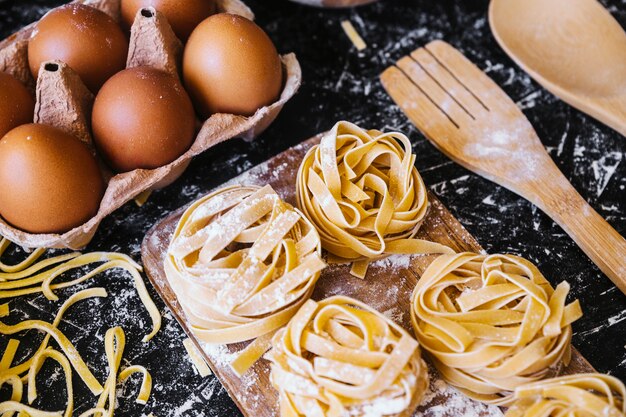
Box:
[530,175,626,294]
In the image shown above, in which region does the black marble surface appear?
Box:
[1,0,625,415]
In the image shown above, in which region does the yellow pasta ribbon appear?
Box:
[81,327,152,417]
[0,238,47,273]
[0,247,160,342]
[27,348,74,417]
[0,320,104,395]
[0,373,23,405]
[267,295,429,417]
[0,288,107,381]
[0,303,9,317]
[296,121,453,279]
[0,240,158,416]
[182,338,212,377]
[0,402,61,417]
[0,289,106,417]
[505,373,625,417]
[166,184,326,375]
[1,339,19,370]
[119,365,152,405]
[410,253,583,405]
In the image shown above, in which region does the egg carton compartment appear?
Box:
[0,0,302,250]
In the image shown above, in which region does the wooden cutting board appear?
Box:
[141,134,594,417]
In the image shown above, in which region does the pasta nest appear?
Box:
[504,374,626,417]
[166,185,326,345]
[267,295,429,417]
[410,252,583,405]
[296,121,451,278]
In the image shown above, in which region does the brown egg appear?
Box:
[183,13,283,118]
[121,0,216,42]
[92,66,196,172]
[0,124,105,234]
[0,72,34,138]
[28,4,128,92]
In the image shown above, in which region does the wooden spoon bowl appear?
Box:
[490,0,626,136]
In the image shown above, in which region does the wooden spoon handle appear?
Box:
[529,173,626,295]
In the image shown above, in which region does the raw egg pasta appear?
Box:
[0,288,106,417]
[0,373,22,406]
[166,184,326,374]
[296,121,453,278]
[410,253,583,405]
[0,288,108,395]
[27,348,74,417]
[1,288,105,383]
[0,402,62,417]
[504,373,626,417]
[267,295,429,417]
[183,338,212,377]
[0,245,160,342]
[0,338,18,368]
[0,288,153,417]
[0,238,46,273]
[0,244,159,415]
[80,326,152,417]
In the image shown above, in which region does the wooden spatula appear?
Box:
[380,40,626,295]
[489,0,626,137]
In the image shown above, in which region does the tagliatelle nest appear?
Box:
[267,295,429,417]
[165,185,326,374]
[410,252,583,405]
[504,373,626,417]
[296,121,452,278]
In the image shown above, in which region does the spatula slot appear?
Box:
[387,42,498,133]
[392,63,461,129]
[407,53,476,121]
[422,45,491,113]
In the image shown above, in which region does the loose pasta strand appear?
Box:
[81,327,153,417]
[0,239,158,416]
[0,238,47,274]
[0,241,160,342]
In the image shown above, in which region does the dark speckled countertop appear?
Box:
[0,0,625,415]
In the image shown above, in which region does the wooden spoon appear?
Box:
[381,40,626,295]
[489,0,626,136]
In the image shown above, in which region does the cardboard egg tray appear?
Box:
[0,0,301,250]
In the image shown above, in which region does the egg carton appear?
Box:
[0,0,301,250]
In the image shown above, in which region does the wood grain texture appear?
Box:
[489,0,626,137]
[380,40,626,297]
[142,135,594,417]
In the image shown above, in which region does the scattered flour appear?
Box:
[372,254,413,271]
[417,375,503,417]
